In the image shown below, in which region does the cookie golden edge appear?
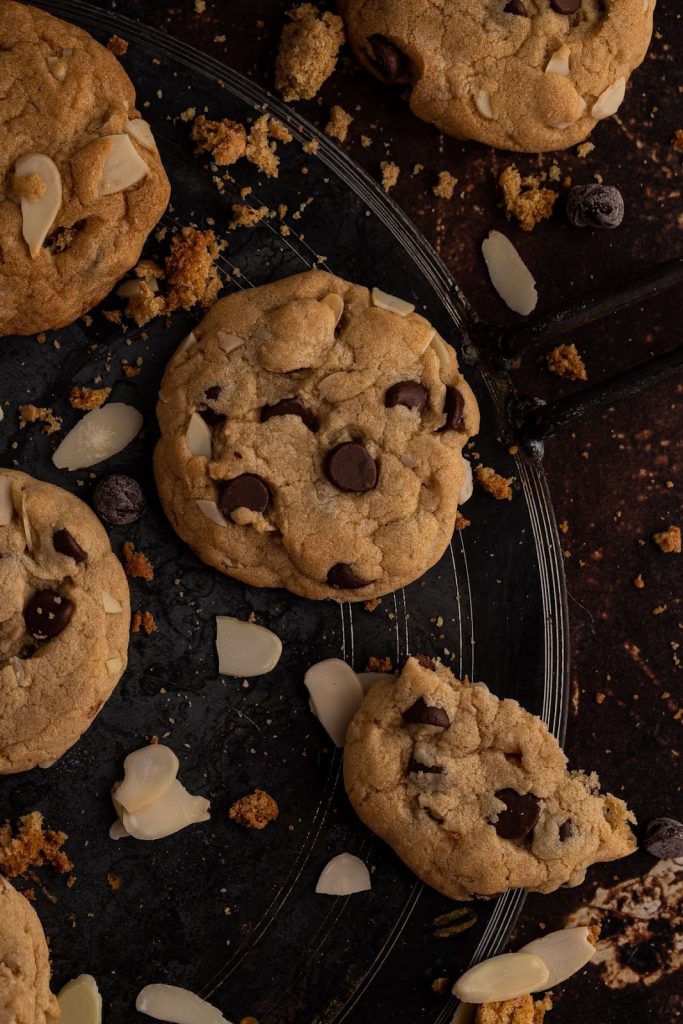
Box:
[0,876,59,1024]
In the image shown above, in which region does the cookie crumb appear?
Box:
[191,114,247,166]
[69,386,111,411]
[303,137,320,154]
[364,597,381,613]
[122,541,154,581]
[18,404,61,435]
[577,142,595,158]
[545,343,587,381]
[499,165,556,232]
[380,160,400,192]
[0,812,73,879]
[476,994,552,1024]
[475,465,513,501]
[653,525,681,554]
[229,790,279,829]
[245,115,282,178]
[325,105,353,143]
[433,171,458,199]
[366,656,393,672]
[672,130,683,152]
[454,513,471,530]
[275,4,344,102]
[230,204,269,229]
[106,872,122,890]
[106,34,128,55]
[164,227,224,313]
[633,574,645,589]
[132,610,157,634]
[431,977,449,994]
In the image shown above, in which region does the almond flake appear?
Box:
[122,778,210,840]
[20,493,32,552]
[430,334,455,374]
[400,453,419,469]
[591,77,626,120]
[459,457,473,505]
[316,853,371,895]
[109,818,129,840]
[101,590,122,614]
[217,331,245,355]
[320,292,344,325]
[15,153,63,257]
[186,412,212,459]
[452,952,549,1004]
[125,119,158,152]
[0,477,14,526]
[57,975,102,1024]
[481,230,538,316]
[304,658,364,747]
[106,654,123,676]
[215,616,282,677]
[196,500,229,527]
[52,403,143,470]
[115,744,180,814]
[475,91,494,119]
[521,926,596,990]
[545,46,570,77]
[356,671,394,694]
[98,134,149,196]
[371,287,415,317]
[136,984,229,1024]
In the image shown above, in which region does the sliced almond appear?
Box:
[186,413,212,459]
[20,492,32,552]
[356,671,394,694]
[316,853,371,895]
[109,818,129,840]
[452,952,549,1004]
[101,590,122,614]
[196,500,229,527]
[459,456,473,505]
[117,277,159,298]
[106,654,123,676]
[53,403,143,470]
[178,332,198,355]
[10,657,27,689]
[136,984,228,1024]
[591,77,626,120]
[115,744,180,814]
[0,477,14,526]
[57,975,102,1024]
[304,658,364,747]
[400,453,419,469]
[215,616,282,677]
[125,119,158,152]
[217,331,245,355]
[475,91,494,119]
[15,153,62,258]
[521,926,596,990]
[482,230,538,317]
[97,134,149,196]
[430,334,455,374]
[320,292,344,325]
[545,45,570,77]
[122,777,210,840]
[371,287,415,317]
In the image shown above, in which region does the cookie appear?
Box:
[0,470,130,774]
[344,657,636,899]
[340,0,655,152]
[0,1,170,336]
[0,876,59,1024]
[154,269,479,601]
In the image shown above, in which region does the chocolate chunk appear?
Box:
[385,380,429,413]
[566,184,624,229]
[440,386,465,431]
[504,0,528,13]
[559,819,576,841]
[550,0,581,12]
[199,408,227,427]
[325,442,378,493]
[327,563,369,589]
[493,789,540,840]
[261,397,318,431]
[205,386,221,400]
[53,528,87,564]
[368,34,412,83]
[407,757,443,775]
[219,474,270,517]
[402,698,450,729]
[644,817,683,860]
[93,475,146,525]
[24,589,74,641]
[414,655,437,672]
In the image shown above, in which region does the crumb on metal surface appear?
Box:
[18,404,61,435]
[433,171,458,199]
[325,104,353,143]
[475,465,514,501]
[106,34,128,55]
[545,343,587,381]
[380,160,400,192]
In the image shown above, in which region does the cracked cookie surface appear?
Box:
[154,269,478,601]
[0,876,58,1024]
[340,0,655,152]
[0,470,130,774]
[0,1,170,336]
[344,657,636,899]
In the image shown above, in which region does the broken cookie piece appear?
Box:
[275,3,345,102]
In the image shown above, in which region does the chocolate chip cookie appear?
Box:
[0,876,59,1024]
[0,470,130,774]
[340,0,655,152]
[154,269,479,601]
[0,1,170,336]
[344,657,636,899]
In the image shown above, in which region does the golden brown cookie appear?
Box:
[0,876,59,1024]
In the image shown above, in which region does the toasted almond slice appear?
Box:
[136,984,229,1024]
[122,778,210,840]
[320,292,344,325]
[15,154,62,257]
[215,616,282,677]
[106,654,123,676]
[429,333,456,374]
[400,453,419,469]
[356,671,394,694]
[53,403,143,470]
[591,77,626,120]
[109,818,129,840]
[0,477,14,526]
[316,853,371,895]
[459,456,473,505]
[475,91,494,119]
[57,975,102,1024]
[10,657,27,688]
[98,134,149,196]
[115,744,180,814]
[217,331,245,355]
[371,287,415,317]
[125,119,158,152]
[196,499,229,527]
[101,590,122,613]
[304,658,364,747]
[20,493,32,552]
[186,412,212,459]
[545,45,570,77]
[521,926,596,990]
[178,332,198,355]
[452,952,549,1004]
[482,230,538,317]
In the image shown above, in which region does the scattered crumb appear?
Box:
[35,332,47,344]
[559,520,569,534]
[229,790,279,830]
[230,204,269,229]
[325,105,353,143]
[245,115,281,178]
[431,978,449,995]
[106,34,128,55]
[577,141,595,158]
[360,134,372,148]
[275,3,344,102]
[366,656,393,672]
[433,171,458,199]
[364,597,381,613]
[476,994,553,1024]
[122,260,165,327]
[545,343,587,381]
[380,160,400,192]
[18,404,61,435]
[499,165,556,232]
[106,873,122,890]
[652,605,667,616]
[0,812,73,879]
[132,610,157,635]
[267,118,293,144]
[102,309,123,324]
[475,465,513,501]
[194,0,206,12]
[122,541,154,581]
[672,129,683,151]
[191,115,247,166]
[633,574,645,589]
[595,692,606,704]
[303,138,320,154]
[454,513,471,530]
[179,107,197,123]
[69,386,111,411]
[164,227,224,313]
[653,525,681,554]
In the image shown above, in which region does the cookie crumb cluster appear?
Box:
[0,812,73,879]
[499,166,556,232]
[325,105,353,143]
[433,171,458,199]
[229,790,279,829]
[132,610,157,635]
[191,115,247,166]
[380,160,400,192]
[476,994,553,1024]
[69,386,111,410]
[18,403,61,435]
[122,540,154,580]
[275,4,344,102]
[653,525,681,554]
[475,465,514,501]
[105,34,128,55]
[545,343,587,381]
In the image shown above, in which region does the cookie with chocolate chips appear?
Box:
[0,876,59,1024]
[153,269,478,601]
[344,657,636,899]
[340,0,655,152]
[0,470,130,774]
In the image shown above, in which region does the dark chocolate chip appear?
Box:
[566,184,624,229]
[368,34,412,83]
[53,528,87,564]
[407,757,443,775]
[385,380,429,413]
[414,655,437,672]
[493,789,540,840]
[24,589,74,641]
[504,0,528,13]
[327,563,369,589]
[644,817,683,860]
[440,387,465,432]
[261,397,318,431]
[219,474,270,517]
[559,819,576,841]
[93,475,146,525]
[205,385,221,400]
[402,697,450,729]
[550,0,581,12]
[199,407,227,427]
[325,442,378,493]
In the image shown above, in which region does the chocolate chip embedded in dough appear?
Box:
[53,528,87,563]
[261,397,318,431]
[385,380,428,413]
[325,442,378,493]
[24,589,74,640]
[368,34,412,82]
[219,474,270,517]
[407,757,443,775]
[402,698,450,729]
[493,789,540,840]
[327,563,369,589]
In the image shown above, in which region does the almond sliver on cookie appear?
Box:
[591,77,626,120]
[305,658,364,747]
[482,230,538,316]
[137,984,230,1024]
[316,853,371,895]
[15,153,62,257]
[452,952,549,1003]
[186,412,212,459]
[101,590,122,613]
[53,403,143,470]
[196,500,229,527]
[122,778,210,840]
[215,616,282,676]
[521,926,596,989]
[125,118,158,152]
[97,134,149,195]
[371,287,415,317]
[57,975,102,1024]
[115,744,180,814]
[0,477,14,526]
[356,671,394,694]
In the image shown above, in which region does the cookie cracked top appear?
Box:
[340,0,656,152]
[0,877,58,1024]
[0,1,170,336]
[154,270,479,601]
[0,470,130,774]
[344,657,636,899]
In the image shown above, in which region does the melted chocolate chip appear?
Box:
[261,397,318,431]
[414,655,437,672]
[24,589,74,641]
[440,387,465,431]
[327,563,369,589]
[550,0,581,12]
[504,0,528,12]
[407,757,443,775]
[325,442,378,493]
[385,380,429,413]
[368,34,412,83]
[559,819,576,842]
[402,698,450,729]
[53,528,87,564]
[493,789,540,840]
[219,474,270,517]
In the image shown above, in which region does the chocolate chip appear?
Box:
[440,387,465,432]
[644,817,683,860]
[261,397,318,431]
[325,442,378,493]
[403,698,450,729]
[219,474,270,517]
[368,34,412,83]
[385,380,429,413]
[559,819,576,841]
[504,0,528,13]
[93,475,146,525]
[53,528,87,564]
[550,0,581,12]
[205,386,221,400]
[414,655,437,672]
[327,563,369,589]
[199,408,227,427]
[407,757,443,775]
[24,589,74,641]
[493,789,540,840]
[566,184,624,229]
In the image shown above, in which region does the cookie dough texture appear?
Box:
[0,876,59,1024]
[0,1,170,336]
[344,658,637,899]
[154,269,479,601]
[340,0,655,152]
[0,470,130,774]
